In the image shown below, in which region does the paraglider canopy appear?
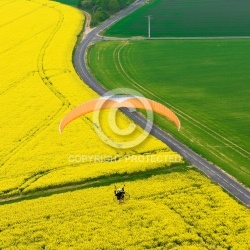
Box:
[59,95,181,133]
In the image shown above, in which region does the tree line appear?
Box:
[80,0,135,26]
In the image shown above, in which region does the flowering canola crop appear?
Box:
[0,171,249,249]
[0,0,181,198]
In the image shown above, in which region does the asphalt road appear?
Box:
[73,0,250,207]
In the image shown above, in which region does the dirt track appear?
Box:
[81,11,93,40]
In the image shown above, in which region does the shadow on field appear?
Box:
[0,164,190,205]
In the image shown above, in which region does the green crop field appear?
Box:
[87,40,250,186]
[104,0,250,37]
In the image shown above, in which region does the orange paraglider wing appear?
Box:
[128,97,180,130]
[59,96,180,133]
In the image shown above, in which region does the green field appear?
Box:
[87,40,250,186]
[104,0,250,37]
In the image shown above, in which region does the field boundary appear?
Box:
[103,36,250,40]
[0,165,186,204]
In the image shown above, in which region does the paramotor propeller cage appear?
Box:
[113,192,130,204]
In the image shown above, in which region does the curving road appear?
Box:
[73,0,250,207]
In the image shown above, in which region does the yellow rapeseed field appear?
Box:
[1,1,249,249]
[0,170,249,249]
[0,0,182,198]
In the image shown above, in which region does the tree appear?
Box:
[80,0,135,26]
[108,0,119,13]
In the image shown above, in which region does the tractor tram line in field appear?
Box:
[113,41,250,161]
[0,3,71,169]
[1,1,250,248]
[73,0,250,206]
